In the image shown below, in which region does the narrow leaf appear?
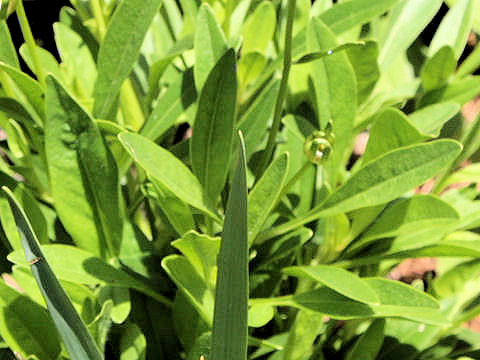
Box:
[93,0,163,118]
[118,132,219,220]
[316,140,462,216]
[190,49,237,206]
[318,0,401,35]
[421,46,456,91]
[294,41,365,64]
[248,153,289,245]
[211,133,248,360]
[1,187,103,360]
[379,0,443,70]
[283,265,379,304]
[409,102,460,137]
[45,75,123,258]
[346,319,385,360]
[194,3,228,91]
[429,0,474,60]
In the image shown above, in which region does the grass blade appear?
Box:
[211,132,248,360]
[1,186,103,360]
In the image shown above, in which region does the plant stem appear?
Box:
[257,0,296,177]
[91,0,107,39]
[457,43,480,78]
[433,111,480,193]
[15,0,45,87]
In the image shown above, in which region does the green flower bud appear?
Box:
[304,130,334,164]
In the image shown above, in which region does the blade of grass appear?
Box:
[211,132,248,360]
[1,186,103,360]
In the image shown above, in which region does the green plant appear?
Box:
[1,0,480,359]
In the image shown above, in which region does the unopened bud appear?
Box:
[304,130,334,164]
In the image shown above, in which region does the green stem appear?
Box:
[256,207,324,243]
[257,0,296,177]
[433,111,480,193]
[15,0,45,87]
[457,42,480,78]
[91,0,107,39]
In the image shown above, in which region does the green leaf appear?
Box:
[318,0,401,35]
[294,41,365,64]
[97,286,130,324]
[118,132,219,220]
[54,22,97,97]
[248,304,274,328]
[20,44,61,82]
[172,231,220,288]
[141,68,197,141]
[151,181,196,236]
[45,75,124,258]
[283,265,380,304]
[93,0,163,118]
[162,255,214,324]
[362,108,428,165]
[248,153,289,245]
[238,52,267,90]
[242,1,276,55]
[346,40,380,105]
[0,281,61,360]
[378,0,443,71]
[0,21,19,68]
[1,187,103,360]
[120,323,146,360]
[238,79,280,159]
[194,3,228,91]
[419,76,480,107]
[421,46,457,91]
[284,281,447,325]
[190,49,237,206]
[429,0,475,60]
[7,244,170,306]
[0,62,45,124]
[434,259,480,299]
[211,133,248,360]
[87,300,113,352]
[409,102,460,137]
[316,140,462,217]
[347,195,459,254]
[307,18,356,185]
[346,319,385,360]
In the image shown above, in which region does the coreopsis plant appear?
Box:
[0,0,480,359]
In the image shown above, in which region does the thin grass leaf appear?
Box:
[1,186,103,360]
[293,41,365,64]
[211,132,248,360]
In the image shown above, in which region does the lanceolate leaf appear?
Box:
[194,3,228,91]
[248,153,289,245]
[1,187,103,360]
[409,102,460,137]
[316,140,462,217]
[141,68,197,141]
[0,280,60,360]
[211,133,248,360]
[0,22,19,68]
[93,0,163,118]
[428,0,474,60]
[318,0,401,35]
[45,75,123,259]
[118,132,219,220]
[257,140,462,242]
[190,49,237,206]
[283,265,380,304]
[379,0,443,71]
